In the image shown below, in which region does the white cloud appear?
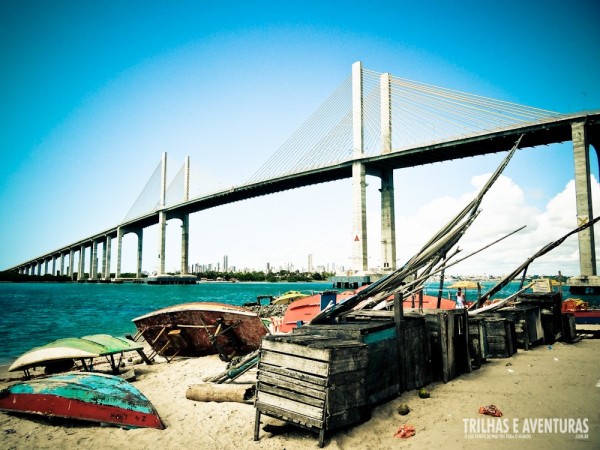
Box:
[396,173,599,277]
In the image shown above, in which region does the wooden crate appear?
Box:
[406,309,471,383]
[482,319,517,358]
[293,316,431,403]
[479,306,543,350]
[254,334,369,447]
[468,316,488,369]
[561,313,578,343]
[516,292,563,343]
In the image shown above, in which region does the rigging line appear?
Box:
[392,89,550,126]
[288,119,353,173]
[389,107,430,143]
[392,101,475,136]
[248,77,352,181]
[389,76,558,116]
[390,93,505,138]
[123,160,163,221]
[391,100,468,141]
[390,88,529,129]
[246,81,350,182]
[395,85,558,120]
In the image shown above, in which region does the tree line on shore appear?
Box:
[0,269,333,283]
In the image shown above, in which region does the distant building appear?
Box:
[223,255,228,272]
[308,254,313,272]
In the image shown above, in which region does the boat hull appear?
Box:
[572,310,600,324]
[9,335,143,373]
[132,302,268,358]
[0,373,164,429]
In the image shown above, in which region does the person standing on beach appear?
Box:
[455,288,465,309]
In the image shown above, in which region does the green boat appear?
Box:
[9,335,143,375]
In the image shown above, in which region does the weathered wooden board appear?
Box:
[261,350,330,377]
[468,317,488,369]
[479,306,543,350]
[482,318,517,358]
[255,334,369,447]
[517,292,563,343]
[406,309,470,383]
[561,313,578,343]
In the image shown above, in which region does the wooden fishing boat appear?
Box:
[280,291,355,333]
[9,335,143,374]
[132,302,268,361]
[280,291,463,333]
[0,372,164,429]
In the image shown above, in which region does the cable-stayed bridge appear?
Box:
[10,62,600,288]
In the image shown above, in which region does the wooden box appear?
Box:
[254,334,369,447]
[293,316,431,403]
[406,309,471,383]
[468,316,488,369]
[516,292,563,343]
[479,305,544,350]
[482,318,517,358]
[561,313,578,343]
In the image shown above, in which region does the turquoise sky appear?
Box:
[1,1,599,275]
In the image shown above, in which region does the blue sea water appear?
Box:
[0,280,594,366]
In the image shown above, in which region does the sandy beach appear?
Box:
[1,326,598,450]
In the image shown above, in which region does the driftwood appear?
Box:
[186,383,255,403]
[203,350,259,384]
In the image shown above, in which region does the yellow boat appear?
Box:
[271,290,310,306]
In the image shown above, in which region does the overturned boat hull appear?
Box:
[0,372,164,429]
[132,302,268,359]
[9,335,143,373]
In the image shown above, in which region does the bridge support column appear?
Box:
[352,61,368,272]
[60,252,65,277]
[181,156,190,275]
[116,227,123,279]
[571,121,597,276]
[157,152,168,275]
[51,255,56,276]
[380,72,396,271]
[380,169,396,271]
[181,214,189,275]
[136,230,143,279]
[68,248,74,279]
[104,234,112,280]
[78,244,85,280]
[44,258,49,276]
[158,212,167,275]
[90,240,98,280]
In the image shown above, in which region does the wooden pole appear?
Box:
[394,292,406,394]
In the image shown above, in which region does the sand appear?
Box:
[1,326,598,450]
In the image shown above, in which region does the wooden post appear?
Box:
[394,292,406,393]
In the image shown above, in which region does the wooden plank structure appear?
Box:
[292,316,431,404]
[405,309,471,383]
[561,313,579,343]
[478,305,544,350]
[254,334,369,447]
[467,316,488,369]
[481,319,517,358]
[516,292,563,343]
